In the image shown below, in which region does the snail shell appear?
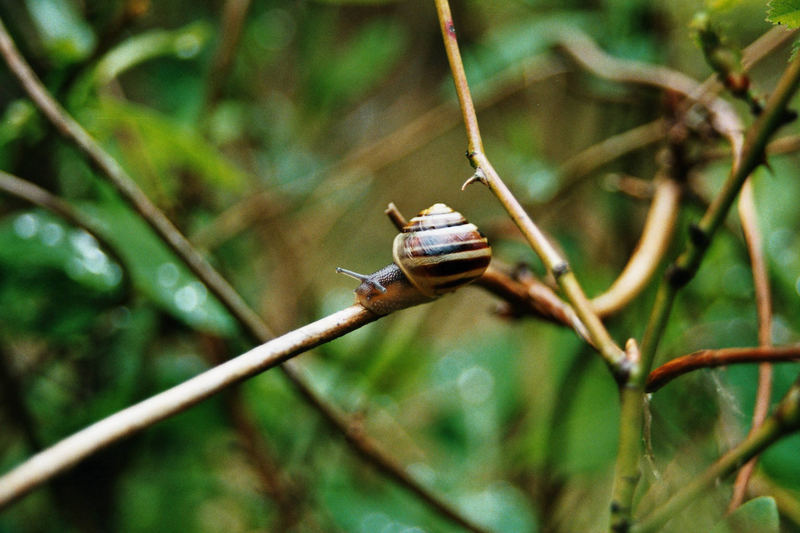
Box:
[338,203,491,314]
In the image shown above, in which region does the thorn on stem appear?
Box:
[461,168,487,190]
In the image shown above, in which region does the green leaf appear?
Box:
[710,497,779,533]
[767,0,800,27]
[84,196,237,335]
[305,18,407,111]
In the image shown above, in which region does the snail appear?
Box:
[337,203,492,315]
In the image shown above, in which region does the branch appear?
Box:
[205,0,252,107]
[0,18,490,533]
[729,179,774,510]
[434,0,628,379]
[590,176,682,316]
[0,305,375,508]
[557,28,744,160]
[546,119,667,208]
[640,52,800,372]
[576,23,800,531]
[476,265,587,335]
[645,346,800,392]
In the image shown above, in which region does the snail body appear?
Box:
[338,203,491,315]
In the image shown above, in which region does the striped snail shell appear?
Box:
[337,203,491,315]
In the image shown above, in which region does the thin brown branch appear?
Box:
[206,0,252,107]
[0,305,377,509]
[729,179,774,511]
[646,346,800,393]
[557,27,744,161]
[0,344,42,451]
[476,265,583,332]
[741,26,798,71]
[435,0,627,378]
[546,119,667,208]
[384,202,408,231]
[202,335,302,529]
[434,0,482,154]
[0,18,490,532]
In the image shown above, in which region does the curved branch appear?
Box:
[591,178,682,316]
[546,119,667,208]
[729,179,774,510]
[557,28,744,161]
[476,265,586,334]
[646,346,800,393]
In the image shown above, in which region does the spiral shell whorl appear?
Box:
[392,203,491,297]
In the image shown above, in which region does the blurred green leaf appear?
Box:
[305,18,407,111]
[0,210,122,294]
[69,21,213,108]
[463,11,593,89]
[710,496,779,533]
[0,100,40,147]
[85,195,237,335]
[84,97,247,202]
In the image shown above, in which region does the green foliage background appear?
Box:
[0,0,799,532]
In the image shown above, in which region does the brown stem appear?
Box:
[476,265,583,332]
[557,27,743,159]
[434,0,482,154]
[202,335,302,529]
[546,119,667,208]
[728,179,774,511]
[205,0,252,107]
[646,346,800,392]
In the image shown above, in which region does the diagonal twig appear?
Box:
[434,0,628,379]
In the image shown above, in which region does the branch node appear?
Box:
[665,264,693,289]
[551,261,571,279]
[688,222,710,249]
[465,150,479,168]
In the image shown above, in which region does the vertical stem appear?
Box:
[610,385,644,532]
[729,179,774,510]
[434,0,483,154]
